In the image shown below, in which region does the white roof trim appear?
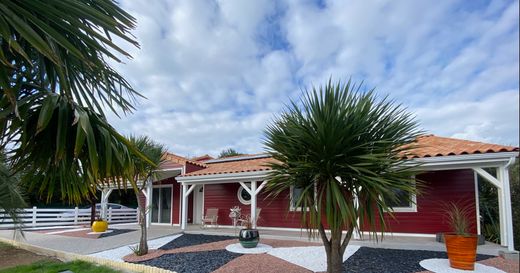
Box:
[414,152,518,170]
[176,170,270,184]
[176,152,518,183]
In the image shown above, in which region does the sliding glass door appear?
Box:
[151,186,172,224]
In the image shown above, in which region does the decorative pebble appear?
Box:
[419,258,506,273]
[267,245,361,272]
[136,250,241,273]
[343,247,493,273]
[226,243,273,254]
[159,234,235,250]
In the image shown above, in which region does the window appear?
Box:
[384,179,417,212]
[290,186,312,211]
[237,185,251,205]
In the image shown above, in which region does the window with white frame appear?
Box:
[384,178,417,212]
[237,184,251,205]
[290,185,313,211]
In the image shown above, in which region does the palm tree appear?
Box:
[0,1,146,206]
[128,135,166,255]
[264,80,421,273]
[0,153,26,230]
[218,148,243,158]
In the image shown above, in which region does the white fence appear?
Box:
[0,207,138,229]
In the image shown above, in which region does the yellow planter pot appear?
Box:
[91,220,108,232]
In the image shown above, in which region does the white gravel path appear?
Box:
[267,245,361,272]
[419,259,506,273]
[88,233,183,261]
[226,243,273,254]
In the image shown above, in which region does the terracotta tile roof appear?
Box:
[182,155,276,177]
[406,134,518,158]
[162,153,207,169]
[190,154,214,162]
[179,135,518,177]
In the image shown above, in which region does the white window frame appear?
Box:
[289,184,317,212]
[237,184,251,205]
[151,184,174,225]
[388,177,417,213]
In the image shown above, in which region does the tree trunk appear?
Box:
[90,198,96,226]
[326,231,345,273]
[136,191,148,255]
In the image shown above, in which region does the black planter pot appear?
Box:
[238,228,259,248]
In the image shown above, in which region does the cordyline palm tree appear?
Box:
[264,80,422,273]
[0,1,149,219]
[128,135,166,256]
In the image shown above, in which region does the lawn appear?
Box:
[0,260,122,273]
[0,241,122,273]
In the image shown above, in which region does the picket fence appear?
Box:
[0,207,138,228]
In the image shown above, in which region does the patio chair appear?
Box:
[201,208,219,228]
[237,208,262,227]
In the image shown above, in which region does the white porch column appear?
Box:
[100,188,113,220]
[250,181,257,228]
[499,164,515,251]
[474,163,515,251]
[145,180,153,228]
[181,183,196,230]
[181,183,187,230]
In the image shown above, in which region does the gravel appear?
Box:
[136,250,241,273]
[419,258,506,273]
[268,245,360,272]
[343,247,494,273]
[89,233,182,261]
[99,229,134,238]
[159,233,235,250]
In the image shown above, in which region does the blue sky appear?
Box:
[108,0,519,157]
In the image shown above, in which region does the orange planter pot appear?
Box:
[444,233,478,270]
[91,220,108,232]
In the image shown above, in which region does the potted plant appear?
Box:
[442,202,478,270]
[91,217,108,233]
[238,215,259,248]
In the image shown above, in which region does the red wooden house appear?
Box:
[143,135,518,251]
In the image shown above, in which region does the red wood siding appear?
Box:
[203,183,303,228]
[203,169,477,233]
[152,178,179,224]
[362,169,477,234]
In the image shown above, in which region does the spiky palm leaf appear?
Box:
[0,1,148,217]
[264,79,422,273]
[0,154,26,230]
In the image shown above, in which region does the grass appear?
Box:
[0,260,123,273]
[0,242,12,250]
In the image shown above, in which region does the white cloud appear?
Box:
[106,0,519,157]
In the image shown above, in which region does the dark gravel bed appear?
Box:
[136,249,241,273]
[343,247,494,273]
[100,229,134,238]
[159,233,235,250]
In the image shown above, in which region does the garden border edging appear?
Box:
[0,237,176,273]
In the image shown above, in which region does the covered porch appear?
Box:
[177,170,270,230]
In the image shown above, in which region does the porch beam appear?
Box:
[473,167,502,188]
[255,181,267,195]
[239,182,252,195]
